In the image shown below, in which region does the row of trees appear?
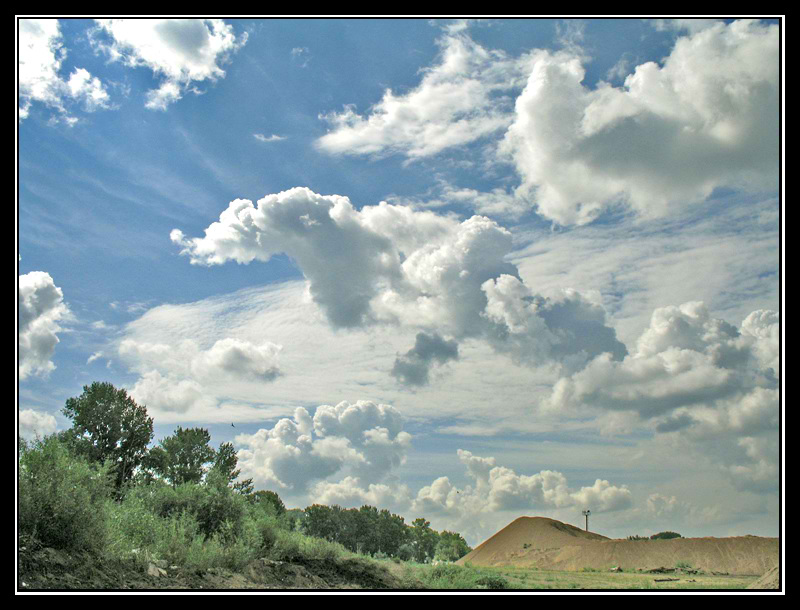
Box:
[30,381,471,562]
[301,504,471,562]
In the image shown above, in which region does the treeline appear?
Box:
[627,531,682,541]
[302,504,471,562]
[18,381,471,572]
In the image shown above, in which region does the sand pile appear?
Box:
[746,564,780,589]
[457,517,779,576]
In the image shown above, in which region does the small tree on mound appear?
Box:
[651,531,682,540]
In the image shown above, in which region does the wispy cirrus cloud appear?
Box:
[315,28,531,160]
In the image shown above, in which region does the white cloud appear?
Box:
[253,133,286,143]
[119,336,281,415]
[18,18,111,123]
[19,271,70,380]
[546,301,779,492]
[172,187,623,375]
[91,18,247,110]
[501,20,779,225]
[410,448,632,527]
[316,30,531,159]
[19,409,58,439]
[235,400,411,491]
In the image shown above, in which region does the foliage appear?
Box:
[434,530,472,562]
[60,381,154,490]
[211,441,254,495]
[410,517,438,563]
[144,426,216,487]
[19,434,114,553]
[250,489,287,517]
[651,531,682,540]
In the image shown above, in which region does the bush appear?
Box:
[132,470,248,541]
[651,531,682,540]
[19,435,113,554]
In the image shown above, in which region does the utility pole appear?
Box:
[582,509,591,532]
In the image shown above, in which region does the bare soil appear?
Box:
[456,516,779,577]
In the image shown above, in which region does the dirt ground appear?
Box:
[456,516,779,578]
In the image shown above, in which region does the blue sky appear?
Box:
[18,17,782,546]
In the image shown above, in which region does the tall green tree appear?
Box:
[410,517,438,563]
[60,381,154,490]
[210,441,254,495]
[146,426,216,487]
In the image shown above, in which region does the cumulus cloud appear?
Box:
[412,449,632,518]
[392,332,459,386]
[19,271,70,380]
[316,29,531,159]
[547,301,778,417]
[235,400,411,491]
[119,336,281,413]
[91,18,247,110]
[501,20,779,225]
[19,18,111,123]
[19,409,58,439]
[546,301,779,492]
[172,187,623,376]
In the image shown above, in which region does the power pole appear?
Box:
[582,509,591,532]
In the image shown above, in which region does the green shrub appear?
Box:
[132,471,248,541]
[19,435,113,554]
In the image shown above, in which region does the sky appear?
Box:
[17,17,782,547]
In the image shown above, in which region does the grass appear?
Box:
[448,565,759,590]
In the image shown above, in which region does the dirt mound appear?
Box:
[746,564,780,590]
[457,516,609,567]
[457,517,779,576]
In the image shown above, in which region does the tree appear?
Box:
[250,490,286,516]
[61,381,154,490]
[146,426,216,487]
[434,530,472,561]
[651,531,682,540]
[210,441,254,495]
[410,517,438,563]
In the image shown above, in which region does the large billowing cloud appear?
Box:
[19,271,70,380]
[547,301,779,492]
[315,30,531,159]
[235,400,411,491]
[501,19,779,225]
[91,18,247,110]
[19,19,111,123]
[172,187,625,375]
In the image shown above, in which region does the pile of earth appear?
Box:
[457,516,779,576]
[17,534,412,591]
[746,565,781,590]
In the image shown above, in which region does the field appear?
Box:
[457,565,758,590]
